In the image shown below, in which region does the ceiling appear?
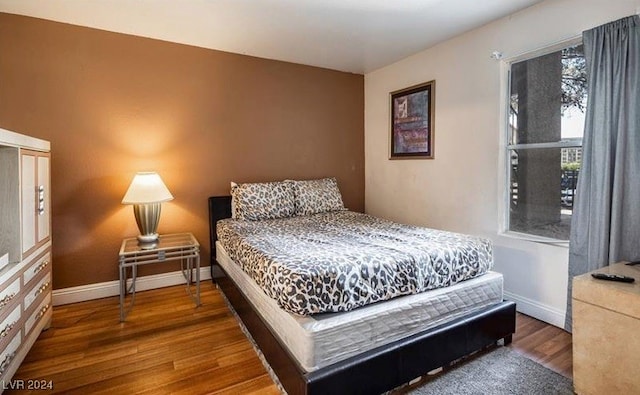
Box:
[0,0,543,74]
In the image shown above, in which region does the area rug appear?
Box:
[402,347,573,395]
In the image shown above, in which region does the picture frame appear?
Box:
[390,80,435,159]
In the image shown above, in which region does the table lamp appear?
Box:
[122,172,174,243]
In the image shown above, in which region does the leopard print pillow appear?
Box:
[231,181,295,221]
[292,177,345,216]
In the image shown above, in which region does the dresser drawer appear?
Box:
[24,272,51,312]
[0,330,21,378]
[0,278,20,316]
[0,305,20,346]
[23,251,51,286]
[25,294,50,336]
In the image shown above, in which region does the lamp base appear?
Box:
[132,203,162,246]
[137,233,159,243]
[137,237,158,250]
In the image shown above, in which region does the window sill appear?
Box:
[498,231,569,248]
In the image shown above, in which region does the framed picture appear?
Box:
[390,80,435,159]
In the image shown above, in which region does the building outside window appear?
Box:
[507,43,586,241]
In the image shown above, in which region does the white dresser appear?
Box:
[0,128,52,385]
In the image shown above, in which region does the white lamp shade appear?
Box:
[122,172,174,204]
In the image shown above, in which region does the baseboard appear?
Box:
[504,291,566,328]
[52,267,212,306]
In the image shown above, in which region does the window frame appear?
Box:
[500,37,584,244]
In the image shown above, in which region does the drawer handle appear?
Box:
[0,351,16,375]
[34,260,50,275]
[38,185,45,216]
[34,281,50,297]
[0,293,16,310]
[0,321,16,338]
[37,304,50,320]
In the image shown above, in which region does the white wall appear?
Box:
[364,0,640,327]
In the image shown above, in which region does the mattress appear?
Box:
[216,242,504,372]
[217,210,493,315]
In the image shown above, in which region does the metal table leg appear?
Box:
[119,264,125,322]
[195,254,201,306]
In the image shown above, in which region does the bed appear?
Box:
[208,183,515,395]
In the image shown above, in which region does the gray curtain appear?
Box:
[565,15,640,332]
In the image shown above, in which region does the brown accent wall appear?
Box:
[0,13,364,289]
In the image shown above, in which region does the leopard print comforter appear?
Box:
[217,211,493,315]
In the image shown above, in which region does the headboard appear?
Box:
[207,196,232,276]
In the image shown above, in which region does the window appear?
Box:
[506,43,586,240]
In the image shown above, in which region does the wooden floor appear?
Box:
[7,282,572,394]
[511,308,573,379]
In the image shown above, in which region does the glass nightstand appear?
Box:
[118,232,200,321]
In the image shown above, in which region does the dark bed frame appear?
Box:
[208,196,516,395]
